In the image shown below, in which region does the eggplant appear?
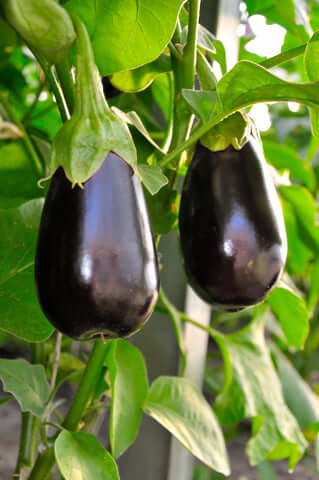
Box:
[178,140,287,311]
[35,152,160,340]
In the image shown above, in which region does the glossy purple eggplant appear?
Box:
[179,140,287,311]
[35,152,159,340]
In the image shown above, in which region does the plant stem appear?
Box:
[27,339,109,480]
[62,339,109,431]
[0,92,43,177]
[27,448,55,480]
[260,43,307,69]
[22,81,46,125]
[31,48,69,123]
[55,57,74,114]
[167,0,201,184]
[50,333,62,394]
[14,345,45,478]
[14,414,41,475]
[183,0,201,90]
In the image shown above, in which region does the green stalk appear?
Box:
[62,339,109,431]
[27,448,55,480]
[27,340,109,480]
[30,48,69,123]
[260,43,307,69]
[167,0,201,185]
[0,92,43,177]
[14,414,41,475]
[182,0,201,90]
[55,57,74,114]
[14,344,44,478]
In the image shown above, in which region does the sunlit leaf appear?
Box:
[106,340,148,459]
[214,310,307,469]
[65,0,185,75]
[55,431,119,480]
[145,376,230,475]
[0,358,49,415]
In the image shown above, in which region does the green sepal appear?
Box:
[3,0,76,64]
[50,17,137,185]
[200,111,253,152]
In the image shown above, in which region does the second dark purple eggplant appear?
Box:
[35,152,160,340]
[178,140,287,311]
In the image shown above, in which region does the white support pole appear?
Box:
[167,2,241,480]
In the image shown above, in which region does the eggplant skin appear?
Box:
[35,152,160,340]
[179,140,287,311]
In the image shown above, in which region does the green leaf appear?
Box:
[209,40,227,76]
[281,198,313,274]
[181,90,220,122]
[137,164,168,195]
[0,17,17,48]
[144,376,230,475]
[0,199,54,342]
[145,186,179,235]
[305,31,319,137]
[0,142,43,208]
[196,52,217,91]
[111,107,163,152]
[65,0,185,75]
[255,461,277,480]
[0,358,49,415]
[267,286,309,349]
[263,140,315,190]
[309,108,319,138]
[55,431,119,480]
[106,340,148,459]
[272,344,319,429]
[214,310,307,469]
[217,61,319,115]
[305,31,319,81]
[310,2,319,32]
[279,185,319,250]
[308,258,319,310]
[110,54,171,93]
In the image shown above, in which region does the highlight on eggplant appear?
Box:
[35,152,160,340]
[178,139,287,311]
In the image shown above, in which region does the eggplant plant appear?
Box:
[0,0,319,479]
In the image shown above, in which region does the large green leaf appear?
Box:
[65,0,185,75]
[214,310,307,469]
[245,0,308,40]
[263,140,315,190]
[111,54,171,93]
[305,30,319,82]
[0,199,54,342]
[279,185,319,250]
[0,358,49,415]
[144,376,230,475]
[267,285,309,349]
[305,31,319,137]
[145,186,179,235]
[55,431,119,480]
[280,198,313,274]
[217,61,319,114]
[0,142,43,208]
[272,345,319,430]
[106,340,148,459]
[137,164,168,195]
